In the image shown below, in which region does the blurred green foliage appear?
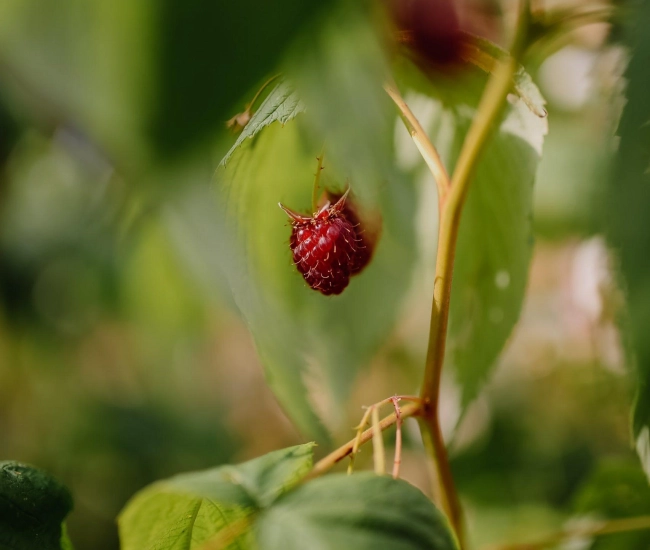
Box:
[0,0,333,164]
[0,0,647,548]
[573,460,650,550]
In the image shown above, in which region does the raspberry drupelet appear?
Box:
[279,190,365,296]
[325,191,373,276]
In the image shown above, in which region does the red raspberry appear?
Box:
[325,191,376,276]
[279,190,364,296]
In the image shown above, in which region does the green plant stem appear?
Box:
[383,80,463,537]
[384,82,451,204]
[421,57,517,406]
[307,401,423,480]
[226,74,281,130]
[416,0,529,545]
[248,74,281,111]
[416,55,516,550]
[484,515,650,550]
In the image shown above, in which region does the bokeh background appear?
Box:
[0,1,645,549]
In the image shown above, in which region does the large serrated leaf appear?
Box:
[118,443,315,550]
[256,473,459,550]
[604,0,650,483]
[166,6,416,444]
[221,80,305,166]
[0,461,74,550]
[404,88,545,408]
[207,8,417,443]
[446,102,546,407]
[215,115,416,442]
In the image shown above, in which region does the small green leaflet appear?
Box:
[220,80,305,166]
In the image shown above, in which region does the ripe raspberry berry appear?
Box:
[279,190,365,296]
[325,191,376,276]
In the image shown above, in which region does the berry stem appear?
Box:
[415,1,530,547]
[312,151,325,212]
[226,74,281,130]
[247,74,282,112]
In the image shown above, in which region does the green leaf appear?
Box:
[287,8,399,201]
[447,102,545,406]
[0,461,74,550]
[256,473,458,550]
[398,56,547,410]
[403,88,545,408]
[397,53,546,408]
[165,442,316,509]
[512,66,547,119]
[221,80,305,166]
[605,0,650,482]
[118,443,315,550]
[211,8,417,442]
[216,117,416,442]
